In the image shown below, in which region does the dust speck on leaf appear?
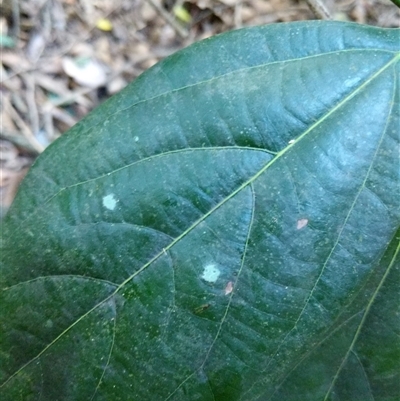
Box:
[297,218,308,230]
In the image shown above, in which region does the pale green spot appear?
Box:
[103,194,118,210]
[201,264,220,283]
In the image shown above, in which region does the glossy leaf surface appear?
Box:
[1,21,399,401]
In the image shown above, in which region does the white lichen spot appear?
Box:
[201,264,220,283]
[297,218,308,230]
[102,193,118,210]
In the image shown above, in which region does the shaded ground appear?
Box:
[1,0,399,213]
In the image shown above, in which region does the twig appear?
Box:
[234,1,243,28]
[145,0,189,39]
[49,86,94,108]
[34,73,92,108]
[0,130,40,155]
[37,0,52,62]
[4,97,44,153]
[304,0,332,20]
[22,74,40,138]
[43,108,55,143]
[49,106,78,128]
[11,0,20,39]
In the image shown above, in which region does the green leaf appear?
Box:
[1,21,399,400]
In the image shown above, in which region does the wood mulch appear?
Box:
[1,0,399,215]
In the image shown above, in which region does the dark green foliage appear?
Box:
[1,21,399,400]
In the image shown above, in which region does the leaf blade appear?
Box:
[1,21,399,400]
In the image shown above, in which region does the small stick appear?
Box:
[22,74,40,138]
[4,97,44,153]
[234,1,243,28]
[11,0,20,39]
[43,108,55,143]
[0,130,39,155]
[145,0,189,39]
[304,0,332,20]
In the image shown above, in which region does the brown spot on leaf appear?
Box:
[225,281,233,295]
[194,304,210,314]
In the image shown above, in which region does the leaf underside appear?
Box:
[1,21,399,401]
